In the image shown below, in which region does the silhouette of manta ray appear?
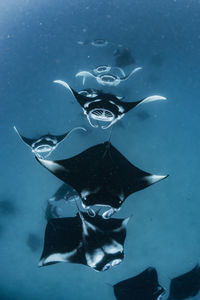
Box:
[113,267,165,300]
[53,80,166,129]
[39,211,129,272]
[36,141,168,218]
[167,264,200,300]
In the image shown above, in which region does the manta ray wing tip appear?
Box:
[53,80,71,91]
[146,174,169,185]
[38,259,44,267]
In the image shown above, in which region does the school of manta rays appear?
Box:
[15,38,200,300]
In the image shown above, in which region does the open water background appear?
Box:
[0,0,200,299]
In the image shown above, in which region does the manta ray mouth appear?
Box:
[32,145,56,158]
[91,39,108,47]
[95,65,111,73]
[79,90,98,98]
[89,109,115,122]
[97,74,120,87]
[99,74,117,82]
[35,145,53,152]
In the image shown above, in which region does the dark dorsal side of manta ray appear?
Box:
[53,80,166,129]
[14,126,86,158]
[39,212,129,272]
[113,267,165,300]
[36,142,168,218]
[167,264,200,300]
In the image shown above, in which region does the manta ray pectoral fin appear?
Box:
[63,127,87,141]
[13,126,34,148]
[123,66,142,81]
[38,249,78,267]
[75,71,95,85]
[54,80,90,107]
[53,80,75,96]
[36,157,66,174]
[112,217,130,233]
[136,95,167,107]
[116,96,124,100]
[77,40,90,45]
[56,127,86,144]
[145,174,169,185]
[113,67,126,77]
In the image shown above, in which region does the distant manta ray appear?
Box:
[53,80,166,129]
[77,38,115,47]
[75,66,142,87]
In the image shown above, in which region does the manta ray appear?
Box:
[113,267,165,300]
[36,141,168,218]
[77,38,114,47]
[39,211,129,272]
[14,126,86,158]
[53,80,166,129]
[167,265,200,300]
[75,66,142,87]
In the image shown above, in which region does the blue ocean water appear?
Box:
[0,0,200,299]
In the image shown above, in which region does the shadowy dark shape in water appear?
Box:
[136,110,151,121]
[167,264,200,300]
[39,212,129,272]
[149,53,164,67]
[114,47,135,67]
[113,267,165,300]
[36,141,168,219]
[45,184,80,221]
[0,200,16,216]
[26,233,42,252]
